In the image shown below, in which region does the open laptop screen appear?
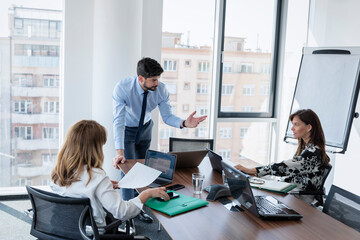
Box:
[221,162,259,216]
[145,150,176,180]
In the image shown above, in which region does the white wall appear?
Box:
[64,0,163,179]
[308,0,360,195]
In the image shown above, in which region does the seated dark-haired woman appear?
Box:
[235,109,330,204]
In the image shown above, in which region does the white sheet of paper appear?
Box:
[118,162,161,189]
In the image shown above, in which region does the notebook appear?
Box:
[168,150,208,168]
[145,150,177,188]
[207,149,223,173]
[249,177,297,194]
[222,161,302,220]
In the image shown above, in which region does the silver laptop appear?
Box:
[222,161,302,220]
[145,150,177,188]
[169,150,208,168]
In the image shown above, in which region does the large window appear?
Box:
[0,3,62,193]
[159,0,215,152]
[219,0,280,118]
[216,122,271,165]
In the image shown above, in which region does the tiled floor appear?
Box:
[0,199,171,240]
[0,199,36,239]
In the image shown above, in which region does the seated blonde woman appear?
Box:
[51,120,169,227]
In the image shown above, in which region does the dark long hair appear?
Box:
[289,109,329,165]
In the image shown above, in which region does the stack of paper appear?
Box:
[249,177,297,194]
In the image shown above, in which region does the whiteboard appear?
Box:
[285,47,360,153]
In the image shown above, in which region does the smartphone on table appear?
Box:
[166,184,185,191]
[157,191,180,201]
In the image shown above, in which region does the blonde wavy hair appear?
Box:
[51,120,107,187]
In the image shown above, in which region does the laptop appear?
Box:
[207,149,223,173]
[145,150,177,188]
[222,161,302,220]
[169,150,208,168]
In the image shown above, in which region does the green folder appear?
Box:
[145,191,209,216]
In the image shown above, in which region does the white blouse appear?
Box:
[51,167,143,226]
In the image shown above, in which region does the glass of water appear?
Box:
[222,170,229,187]
[192,173,205,194]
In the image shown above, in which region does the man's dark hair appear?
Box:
[137,57,164,78]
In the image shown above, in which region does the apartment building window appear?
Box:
[196,106,208,116]
[185,60,191,67]
[184,82,190,90]
[240,127,248,138]
[240,63,253,73]
[42,154,57,165]
[164,60,177,71]
[195,127,207,138]
[43,75,59,87]
[198,61,210,72]
[243,85,255,96]
[223,62,232,73]
[166,83,177,94]
[242,106,254,112]
[261,64,271,74]
[14,100,32,113]
[260,84,270,96]
[197,83,208,94]
[183,104,189,112]
[14,18,23,28]
[14,44,60,56]
[160,128,174,139]
[222,84,234,95]
[43,101,59,113]
[14,126,32,140]
[219,149,231,161]
[43,127,59,140]
[219,127,232,139]
[14,73,33,86]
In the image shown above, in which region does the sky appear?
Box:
[163,0,275,51]
[0,0,308,52]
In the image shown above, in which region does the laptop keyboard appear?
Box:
[255,196,286,214]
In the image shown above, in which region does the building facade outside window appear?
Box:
[0,4,62,191]
[198,61,209,72]
[164,59,177,71]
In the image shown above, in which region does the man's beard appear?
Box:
[143,83,157,91]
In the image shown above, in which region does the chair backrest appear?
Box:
[321,163,332,192]
[79,206,100,240]
[26,185,94,240]
[169,137,213,152]
[323,185,360,232]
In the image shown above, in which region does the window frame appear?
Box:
[217,0,282,118]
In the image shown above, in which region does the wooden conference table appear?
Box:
[120,159,360,240]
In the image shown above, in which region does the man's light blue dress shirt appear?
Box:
[112,76,183,149]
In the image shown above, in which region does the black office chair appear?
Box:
[323,185,360,232]
[169,137,213,152]
[26,185,146,240]
[79,206,150,240]
[298,163,332,206]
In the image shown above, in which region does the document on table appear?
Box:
[118,162,161,189]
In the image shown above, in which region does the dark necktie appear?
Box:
[135,91,149,144]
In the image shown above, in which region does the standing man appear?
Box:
[112,57,207,222]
